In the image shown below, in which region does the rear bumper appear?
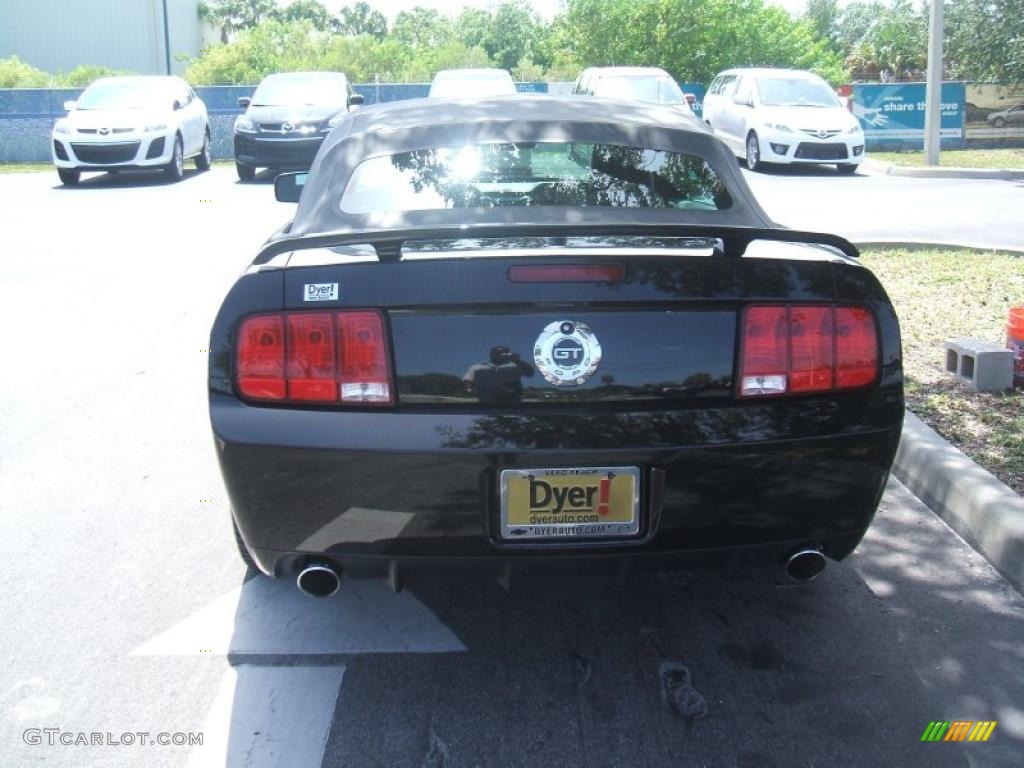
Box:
[211,391,903,577]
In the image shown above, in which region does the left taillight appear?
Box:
[236,310,393,405]
[738,304,879,398]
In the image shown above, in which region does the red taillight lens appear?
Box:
[740,307,788,396]
[287,313,336,402]
[835,307,878,389]
[789,306,833,393]
[337,311,392,403]
[739,305,878,397]
[236,310,392,405]
[237,315,286,400]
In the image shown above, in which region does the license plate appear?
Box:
[499,466,640,540]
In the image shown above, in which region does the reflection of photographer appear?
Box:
[463,346,534,404]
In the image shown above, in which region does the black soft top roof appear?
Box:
[288,95,776,238]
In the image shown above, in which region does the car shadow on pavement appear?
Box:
[207,480,1022,768]
[52,168,206,189]
[745,163,861,178]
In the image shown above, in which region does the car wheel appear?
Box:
[195,130,212,171]
[164,135,184,182]
[236,162,255,182]
[836,163,858,175]
[57,168,80,186]
[232,516,257,571]
[992,117,1006,128]
[745,131,762,172]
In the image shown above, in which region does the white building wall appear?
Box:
[0,0,200,76]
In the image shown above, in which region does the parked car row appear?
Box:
[51,67,863,186]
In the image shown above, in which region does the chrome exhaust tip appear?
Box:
[296,563,341,598]
[783,548,826,583]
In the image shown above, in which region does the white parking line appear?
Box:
[131,576,466,656]
[186,665,345,768]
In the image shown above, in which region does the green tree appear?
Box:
[338,2,388,39]
[53,64,134,86]
[946,0,1024,82]
[184,20,321,84]
[563,0,846,84]
[392,7,452,50]
[804,0,840,44]
[198,0,278,43]
[275,0,336,32]
[486,2,546,71]
[0,55,49,87]
[832,0,926,80]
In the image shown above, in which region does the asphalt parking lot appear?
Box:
[1,166,1023,768]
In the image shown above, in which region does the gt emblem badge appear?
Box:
[282,122,294,132]
[534,321,602,387]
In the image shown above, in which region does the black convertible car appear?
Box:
[209,96,903,597]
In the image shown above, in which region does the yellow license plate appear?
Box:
[499,467,641,540]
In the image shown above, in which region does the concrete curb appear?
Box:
[863,157,1024,181]
[893,411,1024,595]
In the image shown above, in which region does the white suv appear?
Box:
[52,76,211,185]
[702,68,864,174]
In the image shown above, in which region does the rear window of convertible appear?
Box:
[339,142,732,213]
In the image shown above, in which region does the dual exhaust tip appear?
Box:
[297,550,825,595]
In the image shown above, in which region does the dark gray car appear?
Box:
[233,72,363,180]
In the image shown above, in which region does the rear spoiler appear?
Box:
[253,223,859,265]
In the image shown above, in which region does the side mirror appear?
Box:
[238,96,251,109]
[733,94,752,107]
[173,99,183,111]
[63,100,77,111]
[274,172,308,203]
[348,92,364,108]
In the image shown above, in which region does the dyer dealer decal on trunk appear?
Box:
[304,283,338,302]
[499,467,641,540]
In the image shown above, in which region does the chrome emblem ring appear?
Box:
[533,321,602,387]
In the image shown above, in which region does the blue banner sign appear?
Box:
[851,82,965,147]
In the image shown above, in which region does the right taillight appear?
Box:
[237,310,393,405]
[739,305,878,397]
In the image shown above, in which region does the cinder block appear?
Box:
[944,337,1014,392]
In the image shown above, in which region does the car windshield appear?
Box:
[429,73,517,98]
[340,142,731,214]
[596,76,685,105]
[75,81,175,111]
[252,77,344,106]
[757,77,841,108]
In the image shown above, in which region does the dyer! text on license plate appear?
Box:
[499,467,640,540]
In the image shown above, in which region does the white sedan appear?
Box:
[51,76,211,185]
